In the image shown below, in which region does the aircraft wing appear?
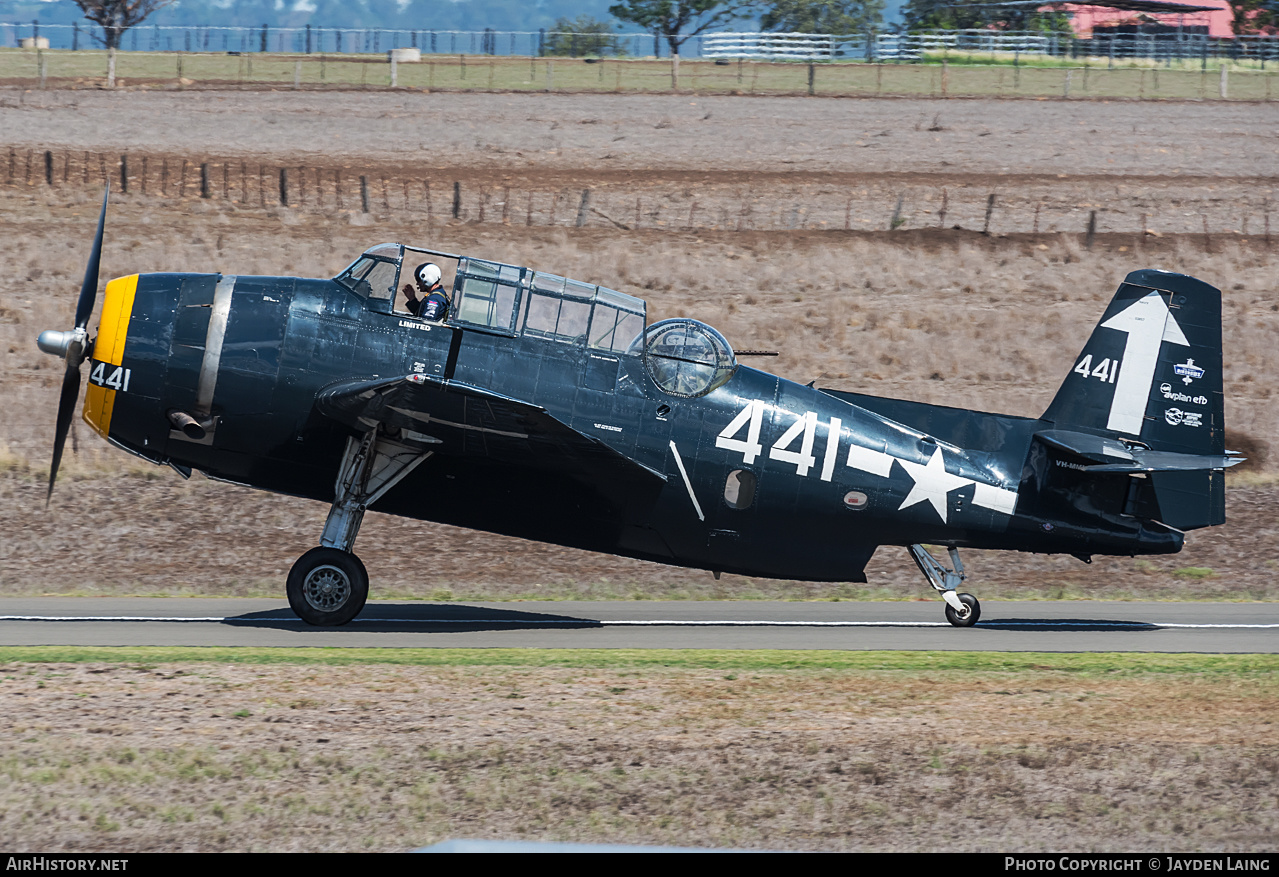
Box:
[315,373,667,486]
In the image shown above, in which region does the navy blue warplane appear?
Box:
[39,192,1240,626]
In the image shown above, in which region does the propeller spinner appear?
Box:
[37,184,110,500]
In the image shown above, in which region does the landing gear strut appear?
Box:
[287,430,431,626]
[908,544,981,628]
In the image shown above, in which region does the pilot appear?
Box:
[403,263,450,322]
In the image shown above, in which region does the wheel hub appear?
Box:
[303,564,351,612]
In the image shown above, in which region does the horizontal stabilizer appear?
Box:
[1034,429,1242,473]
[1031,429,1229,529]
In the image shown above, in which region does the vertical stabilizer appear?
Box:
[1043,269,1223,456]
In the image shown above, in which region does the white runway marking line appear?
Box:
[2,616,1278,630]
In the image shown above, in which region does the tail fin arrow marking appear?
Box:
[1099,290,1189,435]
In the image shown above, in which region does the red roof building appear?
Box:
[1061,0,1233,38]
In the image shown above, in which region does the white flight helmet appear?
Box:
[415,262,442,288]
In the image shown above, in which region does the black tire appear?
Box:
[287,547,369,627]
[944,593,981,628]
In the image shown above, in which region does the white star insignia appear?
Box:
[896,446,975,524]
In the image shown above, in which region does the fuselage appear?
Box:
[85,268,1183,584]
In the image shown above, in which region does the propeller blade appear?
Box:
[74,184,110,331]
[48,362,82,502]
[48,183,108,501]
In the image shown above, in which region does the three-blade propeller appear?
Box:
[37,184,109,501]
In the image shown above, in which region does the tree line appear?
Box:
[26,0,1279,55]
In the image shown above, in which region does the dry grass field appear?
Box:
[1,654,1275,852]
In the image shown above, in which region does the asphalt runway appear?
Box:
[1,598,1276,652]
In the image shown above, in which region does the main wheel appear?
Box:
[944,593,981,628]
[287,547,369,626]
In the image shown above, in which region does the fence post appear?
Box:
[391,53,397,87]
[576,189,592,227]
[200,163,210,199]
[37,50,45,89]
[807,62,815,95]
[1085,210,1097,249]
[44,150,52,186]
[261,24,268,53]
[452,181,461,218]
[360,175,370,213]
[120,154,128,194]
[1064,68,1071,98]
[107,47,116,88]
[1220,64,1228,99]
[941,59,948,97]
[982,193,995,234]
[279,168,288,206]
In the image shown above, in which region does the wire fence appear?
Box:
[891,29,1279,65]
[3,23,663,57]
[5,23,1279,65]
[5,147,1275,243]
[3,50,1277,99]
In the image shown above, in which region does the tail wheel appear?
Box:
[944,593,981,628]
[287,547,369,626]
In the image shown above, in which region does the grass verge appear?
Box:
[1,646,1275,674]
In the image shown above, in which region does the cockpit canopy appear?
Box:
[334,243,646,354]
[334,242,402,303]
[335,244,738,396]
